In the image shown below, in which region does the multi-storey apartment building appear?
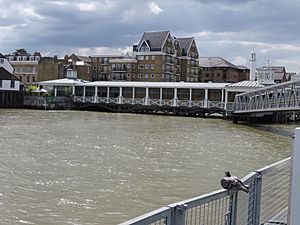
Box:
[133,31,181,82]
[177,37,199,82]
[90,54,128,81]
[6,50,41,86]
[89,31,200,82]
[199,57,249,83]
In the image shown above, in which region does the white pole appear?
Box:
[94,86,98,103]
[204,89,208,108]
[289,127,300,225]
[225,90,228,110]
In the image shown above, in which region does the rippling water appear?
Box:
[0,109,292,225]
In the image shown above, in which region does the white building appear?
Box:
[0,54,20,91]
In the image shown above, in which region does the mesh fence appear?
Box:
[119,158,291,225]
[259,159,290,225]
[184,195,231,225]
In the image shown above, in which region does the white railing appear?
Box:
[73,96,226,110]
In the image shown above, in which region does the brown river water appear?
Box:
[0,109,293,224]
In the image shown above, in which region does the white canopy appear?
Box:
[39,78,89,86]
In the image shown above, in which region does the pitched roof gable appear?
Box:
[0,67,19,80]
[138,31,170,51]
[200,57,237,68]
[177,37,194,56]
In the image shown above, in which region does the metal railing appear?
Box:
[73,96,227,110]
[119,157,291,225]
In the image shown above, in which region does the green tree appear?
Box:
[13,49,28,55]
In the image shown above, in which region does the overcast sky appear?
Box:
[1,0,300,71]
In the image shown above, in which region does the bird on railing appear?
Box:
[220,171,249,193]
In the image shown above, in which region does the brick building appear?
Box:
[199,57,249,83]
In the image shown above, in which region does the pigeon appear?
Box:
[220,171,249,193]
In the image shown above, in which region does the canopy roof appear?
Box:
[39,78,89,86]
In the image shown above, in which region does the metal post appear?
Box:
[144,87,149,105]
[289,128,300,225]
[229,191,238,225]
[221,89,225,108]
[204,89,209,108]
[247,173,262,225]
[106,86,110,103]
[189,88,192,107]
[160,87,163,106]
[225,90,228,110]
[118,87,123,104]
[54,86,57,97]
[83,86,86,102]
[94,86,98,103]
[173,88,178,107]
[169,204,187,225]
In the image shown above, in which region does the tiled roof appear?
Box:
[75,55,91,63]
[177,38,193,56]
[236,65,249,70]
[138,31,170,51]
[0,67,19,80]
[200,57,237,68]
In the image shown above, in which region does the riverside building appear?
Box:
[90,31,200,82]
[6,50,41,86]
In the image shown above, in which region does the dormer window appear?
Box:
[22,56,27,61]
[30,56,34,61]
[35,56,40,61]
[0,59,4,64]
[17,56,21,61]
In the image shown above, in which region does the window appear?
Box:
[27,76,30,83]
[32,77,36,82]
[162,65,165,70]
[145,56,149,60]
[127,64,131,69]
[151,74,155,78]
[22,56,27,61]
[145,74,148,79]
[151,64,155,70]
[127,73,130,77]
[99,66,102,70]
[138,74,143,78]
[0,80,2,88]
[145,64,149,69]
[17,56,21,61]
[0,59,4,64]
[35,56,40,61]
[137,55,144,60]
[152,56,155,60]
[138,64,144,69]
[30,56,34,61]
[11,80,15,88]
[93,66,96,70]
[161,74,164,79]
[93,58,97,62]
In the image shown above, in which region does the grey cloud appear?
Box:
[1,0,300,71]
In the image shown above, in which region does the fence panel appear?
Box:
[257,158,290,224]
[119,157,291,225]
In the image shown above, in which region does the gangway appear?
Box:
[232,80,300,122]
